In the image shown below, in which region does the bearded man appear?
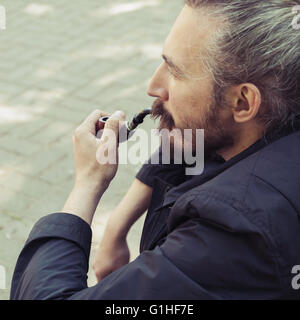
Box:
[11,1,300,300]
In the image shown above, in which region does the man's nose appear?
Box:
[147,63,169,101]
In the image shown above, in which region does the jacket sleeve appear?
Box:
[10,213,217,300]
[10,208,283,300]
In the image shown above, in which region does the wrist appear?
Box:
[104,220,128,241]
[62,177,110,226]
[74,176,110,194]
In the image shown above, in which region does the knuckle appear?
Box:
[94,108,104,114]
[94,109,108,118]
[93,109,101,117]
[74,127,84,139]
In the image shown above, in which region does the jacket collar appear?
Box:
[162,115,300,209]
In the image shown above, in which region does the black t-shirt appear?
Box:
[136,147,226,189]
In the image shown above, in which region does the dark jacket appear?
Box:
[10,119,300,300]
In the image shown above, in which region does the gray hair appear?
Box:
[185,0,300,132]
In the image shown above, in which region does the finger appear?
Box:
[107,110,126,121]
[95,268,113,283]
[97,110,126,141]
[104,110,126,132]
[98,268,114,283]
[80,109,109,135]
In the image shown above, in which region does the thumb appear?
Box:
[95,110,126,165]
[105,110,126,131]
[110,110,126,120]
[97,110,126,141]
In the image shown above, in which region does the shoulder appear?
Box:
[169,130,300,236]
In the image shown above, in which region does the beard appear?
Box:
[151,98,175,131]
[150,96,236,160]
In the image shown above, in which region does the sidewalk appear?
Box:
[0,0,182,299]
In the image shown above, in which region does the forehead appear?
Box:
[163,5,218,74]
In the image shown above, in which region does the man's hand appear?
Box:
[73,109,126,189]
[62,109,125,225]
[93,230,130,282]
[92,179,153,281]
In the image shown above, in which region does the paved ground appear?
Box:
[0,0,182,299]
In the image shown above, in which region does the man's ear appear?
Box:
[227,83,262,124]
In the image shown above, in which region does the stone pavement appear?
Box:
[0,0,183,299]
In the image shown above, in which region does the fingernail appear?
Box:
[111,110,125,119]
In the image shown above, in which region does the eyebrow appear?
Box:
[162,54,185,77]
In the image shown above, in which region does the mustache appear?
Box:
[150,99,175,131]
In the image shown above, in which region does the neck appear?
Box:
[218,123,264,161]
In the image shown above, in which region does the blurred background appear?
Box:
[0,0,182,299]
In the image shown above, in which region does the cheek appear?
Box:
[169,95,202,129]
[168,80,213,127]
[191,99,213,125]
[168,83,192,125]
